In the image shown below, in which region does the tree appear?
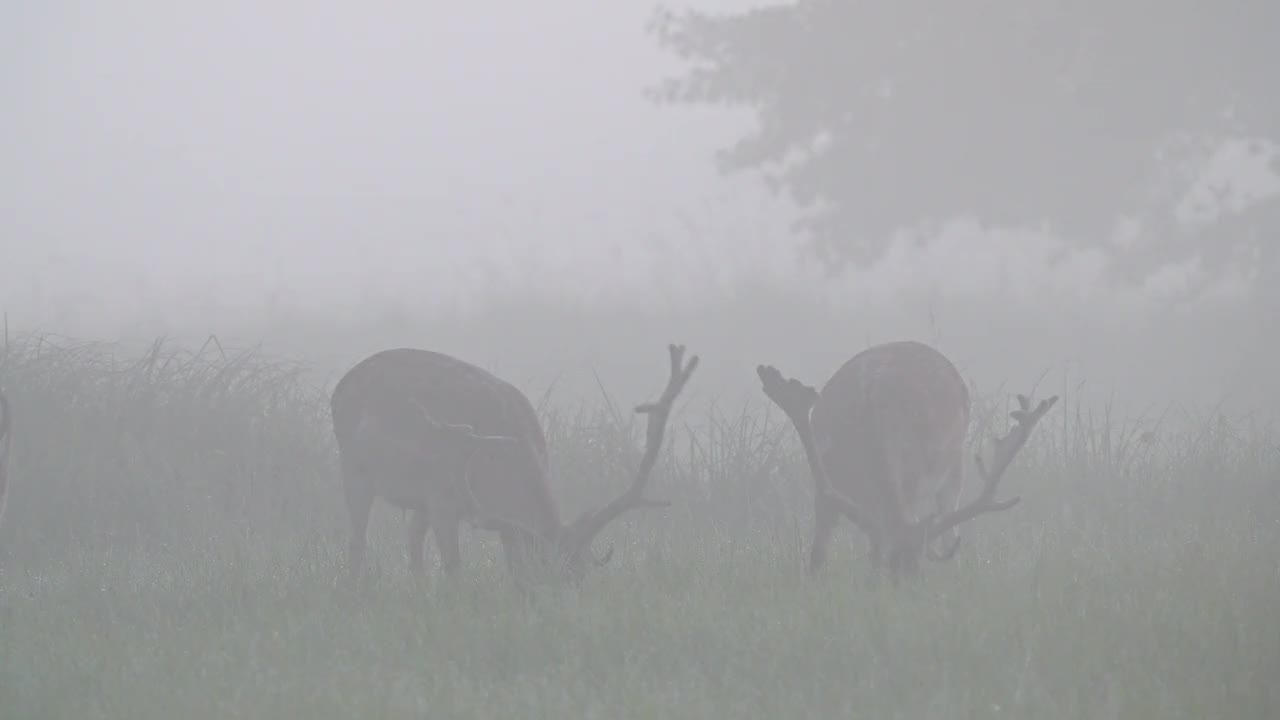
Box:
[647,1,1280,291]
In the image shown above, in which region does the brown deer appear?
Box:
[757,340,1057,579]
[331,343,697,582]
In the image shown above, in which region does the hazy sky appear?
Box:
[2,1,1275,335]
[2,2,755,318]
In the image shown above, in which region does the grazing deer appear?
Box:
[757,340,1057,579]
[331,343,697,583]
[0,388,10,535]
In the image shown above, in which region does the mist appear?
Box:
[4,1,1276,418]
[3,2,754,310]
[2,3,1278,717]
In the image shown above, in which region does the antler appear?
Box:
[566,344,698,559]
[926,393,1058,558]
[757,365,877,535]
[756,365,818,426]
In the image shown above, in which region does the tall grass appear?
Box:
[0,334,1276,719]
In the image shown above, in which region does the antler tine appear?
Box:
[927,394,1058,547]
[756,364,818,426]
[1003,395,1058,461]
[568,344,698,557]
[636,344,699,418]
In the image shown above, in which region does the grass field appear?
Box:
[0,334,1277,719]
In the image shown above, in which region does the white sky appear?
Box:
[0,1,1275,335]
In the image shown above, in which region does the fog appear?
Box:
[4,5,1280,716]
[3,1,1277,416]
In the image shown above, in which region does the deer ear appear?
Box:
[1016,394,1031,411]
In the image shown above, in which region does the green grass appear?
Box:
[0,334,1277,719]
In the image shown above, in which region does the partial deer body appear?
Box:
[331,344,697,583]
[758,340,1056,579]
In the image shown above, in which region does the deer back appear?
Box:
[331,349,562,537]
[810,341,970,525]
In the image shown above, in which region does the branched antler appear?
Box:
[567,344,698,559]
[757,365,818,426]
[757,364,877,535]
[926,393,1058,558]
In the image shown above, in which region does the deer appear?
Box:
[757,340,1057,580]
[330,343,698,583]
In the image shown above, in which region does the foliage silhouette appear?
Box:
[648,2,1279,290]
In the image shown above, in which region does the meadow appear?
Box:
[0,329,1276,719]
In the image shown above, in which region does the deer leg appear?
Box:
[407,509,431,578]
[857,521,889,589]
[500,527,544,597]
[343,472,375,580]
[430,506,462,577]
